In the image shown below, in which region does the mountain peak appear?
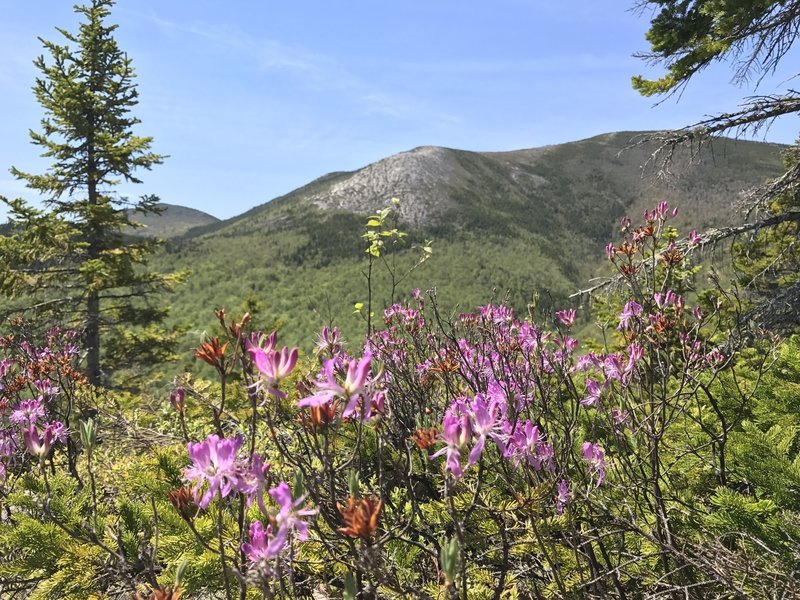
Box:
[308,145,467,225]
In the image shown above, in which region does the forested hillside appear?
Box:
[152,131,785,354]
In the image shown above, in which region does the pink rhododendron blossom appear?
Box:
[555,309,577,327]
[688,229,702,247]
[505,421,553,471]
[169,387,185,412]
[298,352,377,420]
[706,348,726,366]
[242,520,282,563]
[250,346,298,399]
[618,301,642,331]
[297,359,341,409]
[556,479,572,514]
[0,358,12,377]
[10,397,45,427]
[239,452,271,515]
[612,408,630,428]
[431,409,473,479]
[645,201,672,222]
[604,354,624,382]
[582,442,606,486]
[22,421,66,459]
[184,434,244,509]
[0,431,15,458]
[575,352,603,372]
[620,343,644,383]
[268,482,317,553]
[315,326,343,357]
[33,379,60,397]
[364,389,387,421]
[246,330,277,354]
[341,352,374,416]
[467,394,504,466]
[581,379,602,407]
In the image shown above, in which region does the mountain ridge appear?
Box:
[148,130,787,352]
[127,203,219,238]
[188,131,785,242]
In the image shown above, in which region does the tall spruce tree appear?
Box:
[0,0,183,385]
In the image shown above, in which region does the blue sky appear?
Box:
[1,1,798,221]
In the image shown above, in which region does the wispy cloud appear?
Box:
[147,14,321,74]
[132,10,456,123]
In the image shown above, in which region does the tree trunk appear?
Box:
[86,290,101,386]
[86,126,101,386]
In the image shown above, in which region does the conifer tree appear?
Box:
[0,0,183,385]
[633,0,800,332]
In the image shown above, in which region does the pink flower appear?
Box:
[0,358,12,377]
[23,421,66,459]
[364,389,387,421]
[298,352,376,419]
[34,380,60,397]
[250,346,298,399]
[315,326,343,357]
[612,408,630,428]
[504,421,553,471]
[297,359,340,408]
[184,434,244,509]
[238,452,271,515]
[0,431,15,458]
[624,343,644,379]
[604,354,624,382]
[555,309,577,327]
[466,394,503,466]
[169,387,185,412]
[246,331,277,354]
[617,301,642,331]
[581,379,602,407]
[10,397,45,428]
[342,353,373,398]
[268,482,317,552]
[242,520,282,563]
[688,229,702,247]
[431,410,473,479]
[706,348,726,366]
[556,479,572,514]
[582,442,606,486]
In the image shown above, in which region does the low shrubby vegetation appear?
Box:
[2,203,799,598]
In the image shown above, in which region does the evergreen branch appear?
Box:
[630,93,800,173]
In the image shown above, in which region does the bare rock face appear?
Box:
[308,146,468,226]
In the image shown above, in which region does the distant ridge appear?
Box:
[194,131,785,242]
[151,131,787,347]
[128,203,219,238]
